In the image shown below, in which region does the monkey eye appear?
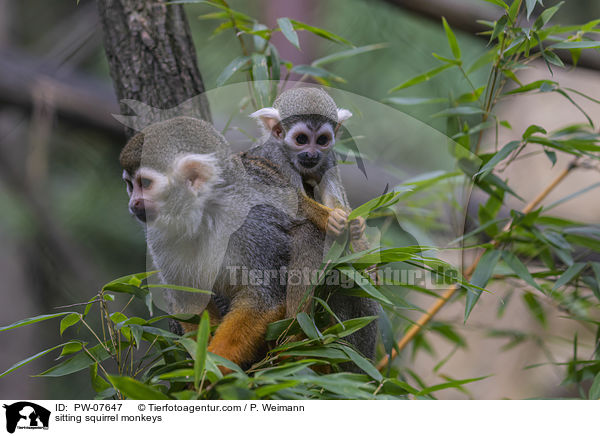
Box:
[295,133,309,145]
[316,135,329,146]
[140,177,153,189]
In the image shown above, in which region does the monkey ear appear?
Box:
[250,108,282,136]
[173,154,220,194]
[337,108,352,124]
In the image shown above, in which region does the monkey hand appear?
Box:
[327,208,349,236]
[349,216,366,241]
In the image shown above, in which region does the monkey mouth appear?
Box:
[132,207,157,223]
[298,157,320,169]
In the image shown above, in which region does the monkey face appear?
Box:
[283,120,335,173]
[122,153,221,228]
[122,168,167,223]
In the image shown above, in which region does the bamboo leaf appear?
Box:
[551,41,600,49]
[277,17,300,50]
[442,17,461,59]
[388,63,455,92]
[291,65,346,83]
[110,375,170,400]
[296,312,322,340]
[290,20,353,46]
[0,312,76,332]
[0,342,78,378]
[216,56,250,87]
[60,313,81,335]
[552,262,586,291]
[589,372,600,400]
[194,311,210,389]
[502,251,543,291]
[465,250,501,321]
[312,43,387,67]
[482,0,509,10]
[474,140,520,178]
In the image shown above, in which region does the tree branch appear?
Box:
[96,0,211,138]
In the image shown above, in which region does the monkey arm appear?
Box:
[298,194,334,233]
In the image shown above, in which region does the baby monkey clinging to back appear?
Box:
[248,88,379,361]
[249,87,366,241]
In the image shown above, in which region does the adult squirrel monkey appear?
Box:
[119,116,335,370]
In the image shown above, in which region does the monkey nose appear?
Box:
[130,201,147,222]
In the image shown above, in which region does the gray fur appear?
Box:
[248,89,380,366]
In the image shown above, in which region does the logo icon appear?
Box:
[3,402,50,434]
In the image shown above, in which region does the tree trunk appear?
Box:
[96,0,211,138]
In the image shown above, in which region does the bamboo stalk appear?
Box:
[376,163,576,371]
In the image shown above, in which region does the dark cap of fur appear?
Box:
[274,87,338,122]
[119,116,230,173]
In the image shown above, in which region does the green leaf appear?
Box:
[467,49,496,74]
[290,20,353,46]
[216,56,250,87]
[296,312,322,340]
[551,41,600,49]
[502,251,542,291]
[465,250,501,321]
[348,190,401,220]
[552,262,586,291]
[542,50,565,68]
[544,149,557,166]
[508,0,521,21]
[194,311,210,389]
[523,124,547,139]
[338,345,382,382]
[145,283,211,294]
[474,140,520,178]
[252,53,270,106]
[534,1,564,29]
[384,97,447,106]
[90,363,112,393]
[522,292,546,327]
[0,312,76,332]
[505,80,557,95]
[277,17,300,50]
[37,343,112,377]
[525,0,540,19]
[59,341,84,357]
[482,0,509,10]
[322,316,378,339]
[103,283,148,299]
[0,342,78,378]
[312,43,387,67]
[590,372,600,400]
[432,106,485,118]
[60,313,81,335]
[109,375,170,400]
[267,44,281,81]
[388,63,454,92]
[337,266,393,306]
[416,375,488,396]
[490,15,508,43]
[442,17,461,59]
[103,271,157,288]
[291,65,346,83]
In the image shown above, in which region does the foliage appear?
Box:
[3,0,600,399]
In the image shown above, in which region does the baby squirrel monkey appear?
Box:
[248,87,376,317]
[249,87,367,242]
[120,116,336,371]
